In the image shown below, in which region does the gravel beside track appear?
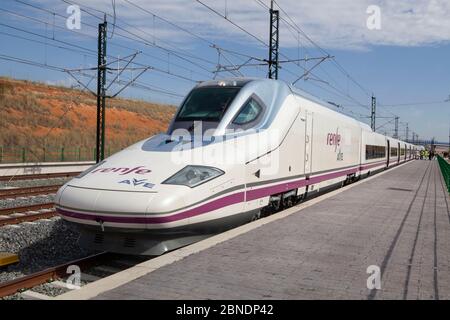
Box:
[0,218,95,285]
[0,177,71,210]
[0,194,55,210]
[32,283,70,297]
[0,177,70,189]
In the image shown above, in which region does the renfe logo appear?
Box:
[91,166,151,175]
[326,133,341,146]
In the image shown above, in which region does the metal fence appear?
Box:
[0,146,117,163]
[437,155,450,193]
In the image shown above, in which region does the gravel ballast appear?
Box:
[0,177,71,210]
[0,194,55,210]
[0,177,70,189]
[0,217,95,285]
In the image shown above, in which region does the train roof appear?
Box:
[197,78,420,147]
[198,77,371,129]
[289,85,373,131]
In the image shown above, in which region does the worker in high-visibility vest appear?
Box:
[420,150,424,160]
[424,149,429,160]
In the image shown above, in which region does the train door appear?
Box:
[304,111,313,176]
[397,142,400,163]
[386,140,390,167]
[404,144,407,161]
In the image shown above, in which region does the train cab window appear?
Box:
[176,87,241,122]
[232,98,262,125]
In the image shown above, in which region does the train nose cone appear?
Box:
[56,185,156,229]
[55,184,67,204]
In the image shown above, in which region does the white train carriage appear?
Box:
[55,78,418,255]
[360,129,388,176]
[386,137,411,167]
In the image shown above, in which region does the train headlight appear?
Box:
[163,165,224,188]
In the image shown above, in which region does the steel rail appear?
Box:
[0,185,61,199]
[0,210,57,226]
[0,172,80,182]
[0,203,55,215]
[0,252,110,298]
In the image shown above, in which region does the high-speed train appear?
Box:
[55,78,423,255]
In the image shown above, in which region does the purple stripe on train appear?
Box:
[57,160,412,224]
[57,191,245,224]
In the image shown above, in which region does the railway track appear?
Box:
[0,252,109,298]
[0,185,61,200]
[0,171,80,182]
[0,252,148,299]
[0,203,56,226]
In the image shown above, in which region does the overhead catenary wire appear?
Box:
[0,2,203,104]
[117,0,266,75]
[11,0,218,80]
[0,18,201,84]
[253,0,395,121]
[3,0,416,138]
[378,100,448,107]
[109,0,116,39]
[8,0,389,112]
[5,1,214,80]
[62,0,366,112]
[272,0,402,123]
[78,0,279,79]
[270,0,372,98]
[59,0,224,68]
[194,0,371,115]
[0,53,185,100]
[269,0,401,125]
[4,2,367,119]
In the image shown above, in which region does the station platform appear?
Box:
[59,160,450,300]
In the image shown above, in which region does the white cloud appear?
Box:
[40,0,450,51]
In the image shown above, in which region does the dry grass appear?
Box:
[0,77,177,162]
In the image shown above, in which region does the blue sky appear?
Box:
[0,0,449,142]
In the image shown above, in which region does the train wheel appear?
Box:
[251,210,261,221]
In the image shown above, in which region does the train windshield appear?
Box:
[176,87,241,122]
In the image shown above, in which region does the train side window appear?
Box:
[232,98,262,125]
[365,145,386,160]
[227,95,266,131]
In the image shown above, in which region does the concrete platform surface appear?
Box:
[87,161,450,299]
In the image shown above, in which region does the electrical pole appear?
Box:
[406,123,409,142]
[268,0,279,79]
[394,116,399,139]
[96,17,107,163]
[66,18,147,165]
[370,95,376,131]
